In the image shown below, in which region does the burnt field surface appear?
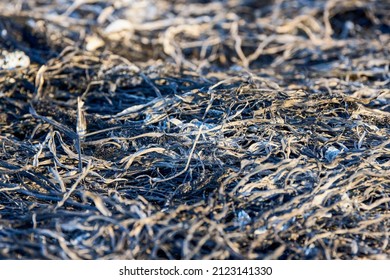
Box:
[0,0,389,259]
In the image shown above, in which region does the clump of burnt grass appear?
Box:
[0,0,389,259]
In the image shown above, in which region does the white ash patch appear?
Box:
[0,49,30,70]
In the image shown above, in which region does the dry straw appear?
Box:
[0,0,389,260]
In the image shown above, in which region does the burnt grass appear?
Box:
[0,0,389,259]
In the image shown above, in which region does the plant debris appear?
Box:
[0,0,389,260]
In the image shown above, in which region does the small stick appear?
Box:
[76,97,87,173]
